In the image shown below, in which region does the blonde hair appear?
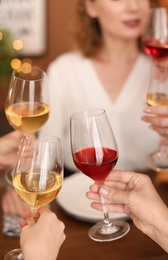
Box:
[69,0,159,57]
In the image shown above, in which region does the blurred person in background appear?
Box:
[0,131,28,214]
[0,131,23,170]
[41,0,163,177]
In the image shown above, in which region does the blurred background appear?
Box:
[0,0,76,136]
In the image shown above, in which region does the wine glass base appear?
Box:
[88,219,130,242]
[147,151,168,172]
[4,249,23,260]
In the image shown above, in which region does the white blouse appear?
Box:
[41,51,160,172]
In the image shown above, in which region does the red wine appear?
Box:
[143,39,168,59]
[73,147,118,183]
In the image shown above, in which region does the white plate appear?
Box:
[56,172,129,223]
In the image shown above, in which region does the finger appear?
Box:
[90,201,126,214]
[89,183,99,192]
[9,130,24,140]
[88,181,127,200]
[104,170,142,185]
[86,191,100,201]
[104,180,127,190]
[151,126,168,138]
[27,218,36,226]
[89,178,127,193]
[19,219,27,228]
[21,209,32,219]
[99,185,130,204]
[142,115,168,128]
[143,106,168,115]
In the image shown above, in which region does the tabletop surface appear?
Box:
[0,170,168,260]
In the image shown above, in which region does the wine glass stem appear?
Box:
[100,196,112,228]
[17,253,24,259]
[17,134,32,159]
[30,208,38,218]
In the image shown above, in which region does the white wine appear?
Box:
[5,102,50,134]
[13,171,62,209]
[146,93,168,106]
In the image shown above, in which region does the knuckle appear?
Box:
[109,188,118,201]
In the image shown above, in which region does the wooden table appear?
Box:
[0,171,168,260]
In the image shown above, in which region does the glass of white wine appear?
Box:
[5,65,50,139]
[146,65,168,171]
[4,133,63,260]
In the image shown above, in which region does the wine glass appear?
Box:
[146,65,168,171]
[5,66,50,140]
[4,133,63,260]
[142,7,168,59]
[70,109,130,242]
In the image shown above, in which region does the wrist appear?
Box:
[146,208,168,253]
[22,246,49,260]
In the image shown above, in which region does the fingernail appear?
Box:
[99,186,109,196]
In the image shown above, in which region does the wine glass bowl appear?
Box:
[5,66,50,136]
[73,147,118,184]
[142,7,168,59]
[70,109,130,242]
[13,134,63,212]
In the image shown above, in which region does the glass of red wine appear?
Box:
[142,7,168,59]
[70,109,130,242]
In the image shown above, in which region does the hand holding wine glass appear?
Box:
[5,66,50,139]
[146,65,168,171]
[4,133,63,260]
[142,6,168,170]
[70,109,130,242]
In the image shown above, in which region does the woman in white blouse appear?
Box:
[41,0,161,175]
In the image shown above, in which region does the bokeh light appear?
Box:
[11,58,22,70]
[22,58,32,64]
[0,32,3,40]
[13,39,23,50]
[20,62,32,74]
